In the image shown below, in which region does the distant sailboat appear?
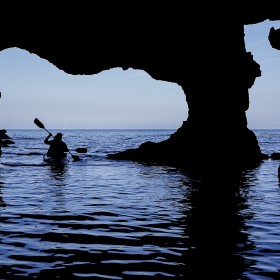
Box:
[64,120,68,130]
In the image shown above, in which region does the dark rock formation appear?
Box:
[269,27,280,50]
[0,9,279,176]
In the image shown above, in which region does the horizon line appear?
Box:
[2,127,280,130]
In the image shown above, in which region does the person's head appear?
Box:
[55,133,63,140]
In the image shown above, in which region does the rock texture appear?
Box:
[1,8,280,176]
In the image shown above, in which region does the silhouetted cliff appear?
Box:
[1,8,280,176]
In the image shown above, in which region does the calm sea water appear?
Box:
[1,129,280,279]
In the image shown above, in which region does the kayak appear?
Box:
[43,154,69,165]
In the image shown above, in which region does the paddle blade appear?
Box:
[72,155,81,161]
[34,118,45,129]
[75,148,87,153]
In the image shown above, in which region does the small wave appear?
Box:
[0,162,48,167]
[1,145,16,148]
[15,152,43,156]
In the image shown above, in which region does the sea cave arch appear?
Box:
[1,11,280,176]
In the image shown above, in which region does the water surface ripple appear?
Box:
[0,129,280,279]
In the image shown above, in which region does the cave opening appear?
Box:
[245,20,280,130]
[0,47,187,132]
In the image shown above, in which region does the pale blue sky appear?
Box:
[0,19,280,130]
[245,20,280,129]
[0,50,187,129]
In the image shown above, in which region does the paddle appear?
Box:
[68,151,81,161]
[34,118,85,161]
[75,147,87,153]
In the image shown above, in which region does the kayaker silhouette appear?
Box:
[44,132,69,160]
[34,118,86,161]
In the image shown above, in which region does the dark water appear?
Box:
[0,129,280,279]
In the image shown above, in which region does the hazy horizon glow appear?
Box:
[1,19,280,130]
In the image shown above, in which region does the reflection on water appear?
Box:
[1,129,280,279]
[181,171,256,279]
[0,184,6,208]
[0,162,277,279]
[48,163,68,182]
[2,171,261,279]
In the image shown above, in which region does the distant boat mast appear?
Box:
[64,120,67,130]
